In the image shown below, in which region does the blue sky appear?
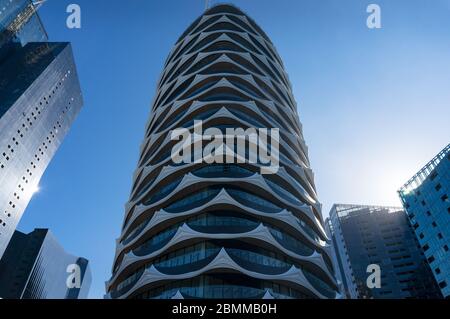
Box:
[17,0,450,298]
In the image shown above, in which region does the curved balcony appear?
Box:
[111,240,336,299]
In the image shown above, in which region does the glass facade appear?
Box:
[107,4,338,299]
[0,229,91,299]
[0,42,84,259]
[399,144,450,298]
[0,0,47,62]
[326,204,441,299]
[134,274,314,299]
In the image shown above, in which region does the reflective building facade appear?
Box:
[0,0,48,62]
[0,228,91,299]
[327,204,441,299]
[0,40,84,258]
[107,4,338,299]
[399,144,450,298]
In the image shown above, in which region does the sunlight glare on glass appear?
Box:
[28,184,40,198]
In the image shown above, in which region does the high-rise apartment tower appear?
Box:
[399,144,450,298]
[107,4,338,299]
[326,204,441,299]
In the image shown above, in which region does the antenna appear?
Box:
[205,0,210,11]
[32,0,47,10]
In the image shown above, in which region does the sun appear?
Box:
[27,184,40,199]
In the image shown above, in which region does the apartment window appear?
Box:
[426,211,431,216]
[438,233,443,240]
[428,256,435,263]
[435,184,442,191]
[444,245,449,252]
[419,233,424,239]
[430,171,438,181]
[423,244,430,252]
[435,268,441,274]
[441,194,448,202]
[438,281,447,289]
[432,221,437,228]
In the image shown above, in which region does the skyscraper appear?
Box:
[0,228,91,299]
[399,144,450,298]
[0,40,83,257]
[0,0,48,62]
[107,4,338,299]
[327,204,441,299]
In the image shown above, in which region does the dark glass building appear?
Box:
[0,228,91,299]
[107,4,339,299]
[0,40,84,258]
[326,204,441,299]
[399,144,450,298]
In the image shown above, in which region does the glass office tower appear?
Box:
[0,41,84,259]
[399,144,450,298]
[0,0,48,62]
[107,4,338,299]
[0,229,91,299]
[327,204,441,299]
